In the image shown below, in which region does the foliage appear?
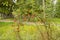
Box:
[0,0,14,14]
[12,0,43,22]
[55,0,60,18]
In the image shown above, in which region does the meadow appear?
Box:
[0,18,60,40]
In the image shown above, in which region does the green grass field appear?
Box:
[0,18,60,40]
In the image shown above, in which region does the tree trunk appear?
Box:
[13,18,22,40]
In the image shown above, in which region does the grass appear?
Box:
[0,22,46,40]
[0,22,15,40]
[52,18,60,24]
[0,18,60,40]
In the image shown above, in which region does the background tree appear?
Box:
[0,0,14,19]
[55,0,60,18]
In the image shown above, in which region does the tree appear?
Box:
[0,0,14,19]
[55,0,60,18]
[12,0,44,40]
